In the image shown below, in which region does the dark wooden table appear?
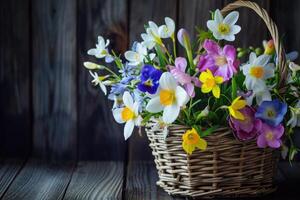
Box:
[0,158,299,200]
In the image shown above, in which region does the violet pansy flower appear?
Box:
[197,39,239,81]
[257,123,284,148]
[229,106,261,141]
[255,99,287,127]
[169,57,200,97]
[138,65,162,94]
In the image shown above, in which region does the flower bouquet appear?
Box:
[84,1,300,198]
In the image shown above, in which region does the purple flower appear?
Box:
[137,65,162,94]
[257,123,284,148]
[229,106,261,141]
[255,99,287,127]
[197,39,239,81]
[169,57,199,97]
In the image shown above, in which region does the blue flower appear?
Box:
[255,99,288,127]
[119,63,137,78]
[137,65,162,94]
[108,83,127,100]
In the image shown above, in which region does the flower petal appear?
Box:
[124,120,135,140]
[214,9,223,24]
[230,25,241,34]
[223,11,239,25]
[123,91,134,108]
[112,108,125,124]
[254,54,270,66]
[212,86,220,98]
[159,72,177,90]
[196,138,207,150]
[146,96,164,113]
[257,134,268,148]
[207,20,218,32]
[175,86,189,106]
[163,104,180,124]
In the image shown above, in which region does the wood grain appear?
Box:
[0,0,31,157]
[125,161,185,200]
[2,159,74,200]
[128,0,178,161]
[64,161,124,200]
[271,0,300,63]
[31,0,77,160]
[0,159,25,198]
[77,0,127,161]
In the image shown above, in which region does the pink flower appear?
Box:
[229,106,261,141]
[257,123,284,149]
[197,39,239,81]
[169,57,200,97]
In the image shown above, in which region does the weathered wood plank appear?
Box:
[0,0,31,157]
[77,0,127,160]
[128,0,178,161]
[0,159,25,198]
[271,0,300,63]
[32,0,77,160]
[64,161,124,200]
[125,161,185,200]
[2,159,74,200]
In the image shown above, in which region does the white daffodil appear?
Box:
[287,101,300,128]
[289,61,300,75]
[112,92,142,140]
[207,9,241,41]
[89,71,111,95]
[158,17,175,39]
[84,62,104,70]
[124,42,154,66]
[146,72,189,124]
[141,21,163,49]
[87,36,113,62]
[242,53,275,93]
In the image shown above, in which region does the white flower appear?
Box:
[242,53,275,93]
[113,95,123,109]
[158,17,175,39]
[84,62,104,70]
[146,72,189,124]
[112,92,142,140]
[246,89,272,106]
[207,9,241,41]
[141,21,163,49]
[287,100,300,128]
[87,36,113,62]
[89,71,111,95]
[289,61,300,75]
[124,42,154,66]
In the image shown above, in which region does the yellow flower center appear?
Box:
[205,78,216,88]
[159,89,175,106]
[266,108,276,118]
[98,76,106,81]
[218,23,230,35]
[144,79,153,87]
[100,49,107,56]
[266,131,274,141]
[121,107,135,121]
[134,53,140,60]
[250,66,264,78]
[215,56,227,66]
[186,132,200,145]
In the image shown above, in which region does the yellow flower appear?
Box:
[264,40,275,55]
[228,96,247,120]
[182,128,207,155]
[199,69,223,98]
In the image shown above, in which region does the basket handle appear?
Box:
[221,0,287,93]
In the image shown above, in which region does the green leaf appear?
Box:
[231,76,237,100]
[154,45,166,67]
[200,125,219,137]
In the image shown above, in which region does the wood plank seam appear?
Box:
[0,158,28,200]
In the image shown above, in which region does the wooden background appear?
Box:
[1,0,300,163]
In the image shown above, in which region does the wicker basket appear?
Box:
[145,1,286,198]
